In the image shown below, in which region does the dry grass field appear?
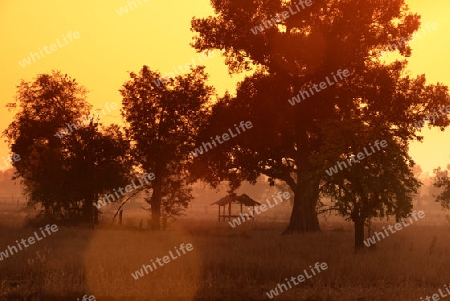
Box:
[1,201,450,301]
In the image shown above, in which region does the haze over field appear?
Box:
[1,0,450,300]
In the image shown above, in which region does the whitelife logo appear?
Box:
[77,295,96,301]
[131,243,194,280]
[265,262,328,299]
[376,22,439,59]
[93,173,155,209]
[152,50,217,87]
[414,104,450,129]
[250,0,313,35]
[228,191,291,228]
[0,224,58,261]
[18,31,81,68]
[287,69,350,106]
[55,102,119,139]
[0,153,21,171]
[190,121,253,158]
[363,211,425,247]
[325,140,388,176]
[420,282,450,301]
[115,0,149,16]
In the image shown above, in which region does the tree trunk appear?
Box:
[354,218,365,253]
[90,193,99,225]
[93,206,99,225]
[150,175,162,230]
[282,126,321,234]
[283,178,321,234]
[83,196,94,226]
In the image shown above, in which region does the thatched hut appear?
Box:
[211,193,261,221]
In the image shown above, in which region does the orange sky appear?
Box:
[0,0,449,175]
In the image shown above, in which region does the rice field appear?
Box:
[1,202,450,300]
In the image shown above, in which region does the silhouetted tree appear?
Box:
[319,120,420,251]
[120,65,213,230]
[433,165,450,209]
[191,0,449,233]
[64,123,131,224]
[3,71,130,225]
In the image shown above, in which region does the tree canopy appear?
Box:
[3,71,131,225]
[120,65,215,229]
[190,0,450,234]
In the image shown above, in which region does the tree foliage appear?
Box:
[319,120,421,251]
[120,65,214,230]
[190,0,450,233]
[433,165,450,209]
[3,71,130,225]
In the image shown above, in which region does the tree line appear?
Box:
[3,0,450,251]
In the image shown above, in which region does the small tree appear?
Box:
[433,165,450,209]
[120,65,214,230]
[3,71,131,225]
[320,120,421,251]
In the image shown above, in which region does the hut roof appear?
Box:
[211,193,261,206]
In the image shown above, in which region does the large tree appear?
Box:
[3,71,131,225]
[120,65,214,230]
[190,0,450,233]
